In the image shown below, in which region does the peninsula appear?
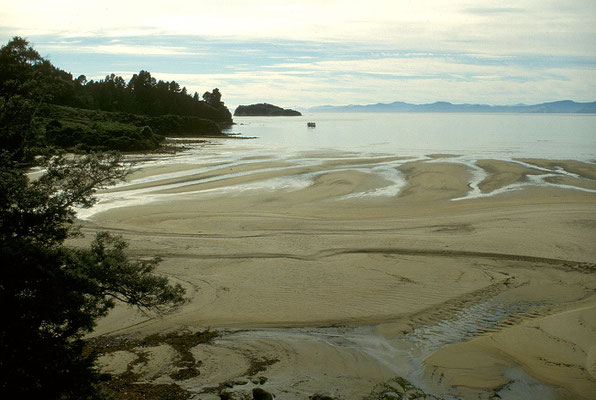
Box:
[234,103,302,116]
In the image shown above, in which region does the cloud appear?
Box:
[42,43,195,56]
[2,1,594,54]
[1,1,595,107]
[105,49,595,108]
[463,7,526,15]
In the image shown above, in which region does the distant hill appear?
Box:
[308,100,596,114]
[234,103,302,116]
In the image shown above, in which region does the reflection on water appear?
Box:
[229,112,596,160]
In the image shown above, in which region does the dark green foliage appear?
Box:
[0,38,47,163]
[0,36,195,400]
[0,95,39,162]
[76,232,186,312]
[0,152,186,399]
[0,37,232,156]
[0,36,44,98]
[45,118,163,152]
[41,104,222,151]
[73,71,232,124]
[149,114,222,136]
[234,103,301,116]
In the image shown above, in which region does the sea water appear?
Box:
[227,112,596,160]
[84,113,594,397]
[76,112,596,219]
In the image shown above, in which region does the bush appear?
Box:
[0,152,186,399]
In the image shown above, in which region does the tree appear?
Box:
[0,151,186,399]
[202,88,222,107]
[0,95,37,163]
[0,36,43,99]
[0,37,79,162]
[0,37,46,163]
[2,37,234,132]
[169,81,180,93]
[75,74,88,86]
[210,88,222,106]
[202,88,233,123]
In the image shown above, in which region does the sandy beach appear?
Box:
[77,144,596,399]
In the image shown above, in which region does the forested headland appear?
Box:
[0,37,233,163]
[0,36,226,399]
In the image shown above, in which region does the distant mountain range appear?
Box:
[307,100,596,114]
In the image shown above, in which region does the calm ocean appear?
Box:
[227,113,596,160]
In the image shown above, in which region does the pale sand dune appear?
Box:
[81,153,596,399]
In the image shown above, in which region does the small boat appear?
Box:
[307,122,316,128]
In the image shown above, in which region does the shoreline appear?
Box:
[78,150,596,221]
[77,147,596,399]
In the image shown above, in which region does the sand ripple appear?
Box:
[78,146,596,399]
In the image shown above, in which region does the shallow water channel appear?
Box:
[212,297,558,399]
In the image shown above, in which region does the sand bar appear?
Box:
[77,149,596,399]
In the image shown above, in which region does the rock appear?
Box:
[250,376,267,385]
[252,387,274,400]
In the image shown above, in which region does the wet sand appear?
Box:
[79,147,596,399]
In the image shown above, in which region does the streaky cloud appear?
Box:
[463,7,526,15]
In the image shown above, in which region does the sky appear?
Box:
[1,0,595,109]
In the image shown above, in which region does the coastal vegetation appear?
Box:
[234,103,302,116]
[42,104,222,152]
[0,152,186,398]
[0,36,232,162]
[0,36,203,398]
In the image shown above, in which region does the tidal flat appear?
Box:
[72,136,596,399]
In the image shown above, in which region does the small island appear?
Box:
[234,103,302,116]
